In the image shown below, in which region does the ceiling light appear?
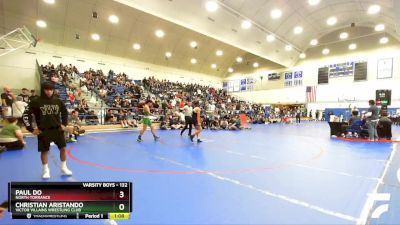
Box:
[326,17,337,26]
[310,39,318,46]
[228,68,234,73]
[308,0,320,6]
[236,57,243,63]
[299,53,306,59]
[211,63,217,69]
[91,33,100,41]
[190,41,198,49]
[375,24,385,31]
[339,32,348,39]
[216,50,223,56]
[241,20,252,29]
[36,20,47,28]
[379,37,389,44]
[368,5,381,14]
[108,15,119,24]
[294,26,303,34]
[43,0,55,4]
[191,58,197,64]
[205,1,219,12]
[165,52,172,58]
[132,43,141,50]
[348,43,357,50]
[266,34,275,42]
[155,29,165,38]
[270,9,282,19]
[322,48,330,55]
[253,62,259,68]
[285,45,292,51]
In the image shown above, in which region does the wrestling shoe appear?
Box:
[197,139,202,143]
[154,136,160,141]
[60,161,73,176]
[42,168,50,179]
[67,137,77,143]
[61,166,73,176]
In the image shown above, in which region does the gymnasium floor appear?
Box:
[0,122,399,225]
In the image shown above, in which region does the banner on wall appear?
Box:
[294,71,303,86]
[223,81,228,91]
[377,58,393,79]
[228,81,234,92]
[247,78,254,91]
[284,72,293,87]
[284,71,303,87]
[233,80,240,92]
[223,77,255,92]
[240,79,247,91]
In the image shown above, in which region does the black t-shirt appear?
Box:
[1,93,13,106]
[19,94,30,103]
[29,95,38,102]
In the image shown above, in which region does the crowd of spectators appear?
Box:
[2,61,400,153]
[142,76,265,130]
[36,63,330,130]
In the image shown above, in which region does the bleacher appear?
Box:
[54,82,68,102]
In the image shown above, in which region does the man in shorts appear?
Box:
[23,82,72,179]
[137,99,160,142]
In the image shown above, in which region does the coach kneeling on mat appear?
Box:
[22,81,73,179]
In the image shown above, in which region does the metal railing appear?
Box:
[68,106,165,126]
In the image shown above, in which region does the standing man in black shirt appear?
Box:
[18,88,30,103]
[23,82,73,179]
[1,86,16,118]
[180,101,193,136]
[296,107,301,123]
[29,89,38,102]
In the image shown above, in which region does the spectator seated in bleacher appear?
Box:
[85,110,99,125]
[170,117,184,130]
[220,118,228,130]
[160,117,169,130]
[119,109,137,128]
[228,117,240,130]
[377,112,392,140]
[68,92,76,107]
[105,109,117,124]
[0,117,25,151]
[210,119,220,130]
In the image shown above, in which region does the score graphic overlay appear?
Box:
[8,182,132,220]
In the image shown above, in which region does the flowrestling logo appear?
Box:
[370,168,400,219]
